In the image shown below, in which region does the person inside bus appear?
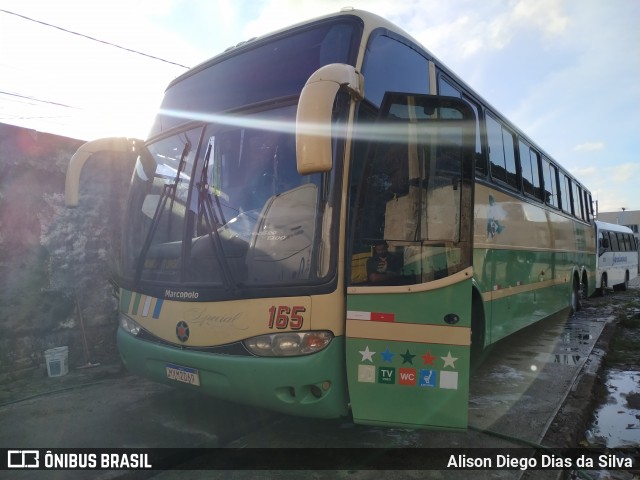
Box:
[367,240,402,285]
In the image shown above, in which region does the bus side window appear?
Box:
[438,75,484,176]
[463,96,485,176]
[541,157,559,209]
[519,140,543,201]
[438,76,460,97]
[609,232,620,252]
[622,233,631,252]
[485,115,517,187]
[584,191,591,221]
[560,174,572,215]
[571,181,580,219]
[362,33,430,107]
[599,232,610,251]
[575,185,585,220]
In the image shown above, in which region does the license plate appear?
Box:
[166,363,200,386]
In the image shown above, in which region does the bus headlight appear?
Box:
[244,331,333,357]
[119,313,142,336]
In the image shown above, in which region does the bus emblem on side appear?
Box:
[176,321,190,342]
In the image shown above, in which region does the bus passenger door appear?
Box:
[346,94,476,430]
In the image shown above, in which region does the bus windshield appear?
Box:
[122,105,336,297]
[118,18,362,298]
[150,18,361,135]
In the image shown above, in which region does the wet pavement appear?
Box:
[584,278,640,450]
[588,368,640,448]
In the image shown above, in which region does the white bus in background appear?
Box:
[595,220,639,295]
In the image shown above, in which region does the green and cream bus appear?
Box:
[65,9,596,430]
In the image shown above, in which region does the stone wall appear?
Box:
[0,124,135,379]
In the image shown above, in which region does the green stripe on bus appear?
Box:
[132,293,142,315]
[120,290,132,313]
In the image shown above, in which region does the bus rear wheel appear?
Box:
[570,277,580,314]
[613,272,630,292]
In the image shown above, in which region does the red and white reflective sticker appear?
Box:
[347,310,395,322]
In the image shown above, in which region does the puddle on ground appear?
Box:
[587,368,640,447]
[468,311,607,434]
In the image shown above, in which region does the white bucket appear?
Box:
[44,346,69,377]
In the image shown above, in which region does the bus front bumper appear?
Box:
[117,327,350,419]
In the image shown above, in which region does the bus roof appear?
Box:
[168,9,411,90]
[595,220,634,234]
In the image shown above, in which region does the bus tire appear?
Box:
[598,274,607,297]
[614,272,629,292]
[570,276,580,314]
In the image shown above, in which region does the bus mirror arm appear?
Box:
[296,64,364,175]
[65,137,145,207]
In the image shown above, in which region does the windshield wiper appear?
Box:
[134,140,191,283]
[196,138,238,293]
[166,136,191,235]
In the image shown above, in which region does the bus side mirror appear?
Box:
[65,137,143,207]
[296,63,364,175]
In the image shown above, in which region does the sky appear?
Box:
[1,0,638,213]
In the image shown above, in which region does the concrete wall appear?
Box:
[0,123,135,380]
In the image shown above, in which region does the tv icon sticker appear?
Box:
[7,450,40,468]
[377,366,395,384]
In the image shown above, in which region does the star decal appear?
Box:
[400,349,416,365]
[381,346,395,363]
[175,320,190,342]
[421,351,436,365]
[441,351,458,369]
[359,346,375,363]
